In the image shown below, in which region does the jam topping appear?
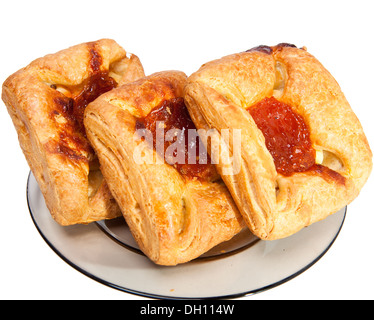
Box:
[54,72,117,134]
[71,72,117,133]
[136,97,217,181]
[249,97,315,176]
[248,97,345,184]
[52,71,117,160]
[50,45,116,161]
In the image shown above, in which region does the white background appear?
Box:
[1,0,373,300]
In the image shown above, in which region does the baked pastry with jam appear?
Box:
[2,39,145,225]
[184,43,372,240]
[84,71,244,265]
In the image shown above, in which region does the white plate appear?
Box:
[27,172,346,299]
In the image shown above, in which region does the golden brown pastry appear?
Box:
[184,43,372,240]
[2,39,145,225]
[84,71,244,265]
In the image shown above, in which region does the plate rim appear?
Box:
[26,171,347,300]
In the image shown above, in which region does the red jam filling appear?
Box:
[52,71,117,159]
[72,72,117,131]
[136,97,216,181]
[248,97,345,184]
[54,71,117,135]
[249,97,315,176]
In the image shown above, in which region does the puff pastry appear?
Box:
[184,43,372,240]
[84,71,244,265]
[2,39,145,225]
